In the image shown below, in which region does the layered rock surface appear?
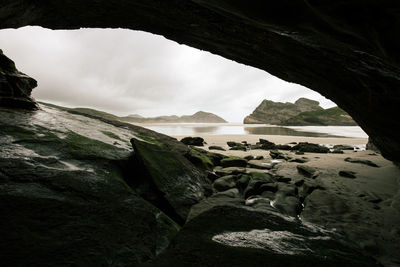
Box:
[0,103,212,265]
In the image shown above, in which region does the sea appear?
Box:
[139,123,368,138]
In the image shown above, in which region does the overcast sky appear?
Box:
[0,26,335,122]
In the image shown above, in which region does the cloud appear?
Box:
[0,26,335,122]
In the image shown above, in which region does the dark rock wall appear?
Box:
[1,1,400,162]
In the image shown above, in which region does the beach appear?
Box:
[174,133,400,265]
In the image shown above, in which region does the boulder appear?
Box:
[209,145,225,151]
[180,136,204,146]
[292,142,329,153]
[275,144,292,150]
[227,141,242,147]
[153,205,376,266]
[344,157,379,168]
[244,172,275,199]
[247,160,274,170]
[270,150,288,160]
[288,157,309,163]
[213,175,237,192]
[297,165,318,178]
[131,138,209,222]
[220,156,248,168]
[258,138,276,149]
[229,145,247,151]
[215,167,247,176]
[333,145,354,151]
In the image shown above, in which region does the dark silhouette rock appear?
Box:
[229,145,247,151]
[180,136,204,146]
[209,145,225,151]
[0,50,38,109]
[258,138,276,149]
[292,142,329,153]
[333,145,355,151]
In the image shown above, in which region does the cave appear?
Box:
[1,1,400,266]
[1,0,400,163]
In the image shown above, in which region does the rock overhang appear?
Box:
[1,0,399,163]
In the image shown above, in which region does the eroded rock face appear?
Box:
[0,49,37,109]
[0,1,400,161]
[0,104,181,265]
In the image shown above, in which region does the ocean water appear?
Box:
[139,123,368,138]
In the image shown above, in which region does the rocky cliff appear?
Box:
[285,107,358,126]
[0,49,37,109]
[244,98,322,125]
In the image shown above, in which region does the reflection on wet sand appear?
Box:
[244,127,340,137]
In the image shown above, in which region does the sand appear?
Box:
[174,134,400,265]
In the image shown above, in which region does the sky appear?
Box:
[0,26,335,122]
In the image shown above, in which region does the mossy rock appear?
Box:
[220,156,247,168]
[130,138,209,222]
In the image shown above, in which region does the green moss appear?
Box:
[101,130,123,141]
[187,149,214,170]
[134,134,165,148]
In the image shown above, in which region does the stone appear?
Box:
[295,151,305,155]
[331,150,344,154]
[131,138,209,222]
[344,157,379,167]
[209,145,226,151]
[213,175,237,192]
[247,160,274,170]
[258,138,276,149]
[220,157,248,168]
[180,136,204,146]
[244,172,275,199]
[297,165,318,178]
[235,174,251,193]
[215,167,246,176]
[333,145,354,151]
[292,142,329,153]
[288,157,309,163]
[275,144,292,150]
[244,155,254,161]
[227,141,242,147]
[212,188,240,199]
[206,171,219,182]
[269,150,288,160]
[276,176,292,183]
[259,183,278,193]
[255,156,264,160]
[339,170,357,179]
[229,145,247,151]
[185,148,214,171]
